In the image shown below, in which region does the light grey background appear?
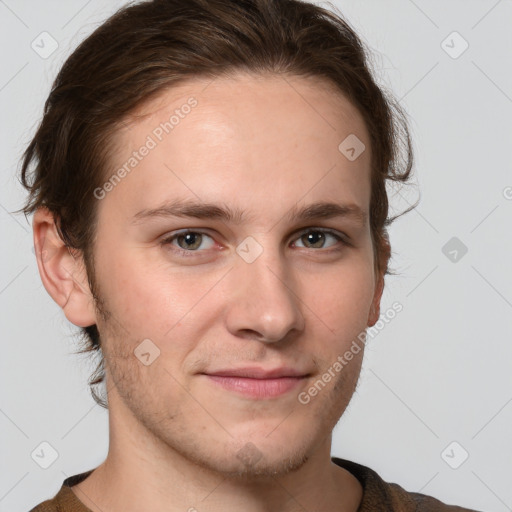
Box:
[1,1,511,511]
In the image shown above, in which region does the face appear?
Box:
[86,72,383,477]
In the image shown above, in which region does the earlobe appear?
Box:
[33,207,97,328]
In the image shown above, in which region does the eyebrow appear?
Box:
[131,199,368,227]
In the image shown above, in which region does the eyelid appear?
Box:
[291,227,350,249]
[160,226,350,256]
[160,227,349,246]
[159,229,217,256]
[292,226,348,241]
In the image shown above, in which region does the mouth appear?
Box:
[200,367,310,399]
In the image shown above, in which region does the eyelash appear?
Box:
[159,228,350,257]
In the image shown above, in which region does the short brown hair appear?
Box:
[18,0,414,409]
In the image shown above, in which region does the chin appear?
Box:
[208,447,311,480]
[167,427,313,480]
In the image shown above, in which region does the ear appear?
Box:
[33,207,97,328]
[367,234,391,326]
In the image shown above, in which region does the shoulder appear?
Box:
[28,470,95,512]
[385,481,481,511]
[28,498,59,512]
[331,457,482,512]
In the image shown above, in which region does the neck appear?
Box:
[72,391,362,512]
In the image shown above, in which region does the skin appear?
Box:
[34,72,388,512]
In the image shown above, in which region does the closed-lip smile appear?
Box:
[200,366,310,399]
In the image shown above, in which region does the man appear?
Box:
[22,0,480,510]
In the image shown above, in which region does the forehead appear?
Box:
[99,72,372,225]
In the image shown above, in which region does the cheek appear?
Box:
[309,260,375,333]
[95,248,183,329]
[94,249,225,356]
[108,265,167,321]
[95,233,376,350]
[298,258,375,380]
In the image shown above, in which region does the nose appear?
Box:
[224,243,305,343]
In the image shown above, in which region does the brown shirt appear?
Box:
[29,457,482,511]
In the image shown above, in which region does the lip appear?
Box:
[201,367,310,399]
[204,366,308,379]
[203,375,306,399]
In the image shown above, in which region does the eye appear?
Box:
[160,227,348,258]
[292,228,347,250]
[161,230,215,254]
